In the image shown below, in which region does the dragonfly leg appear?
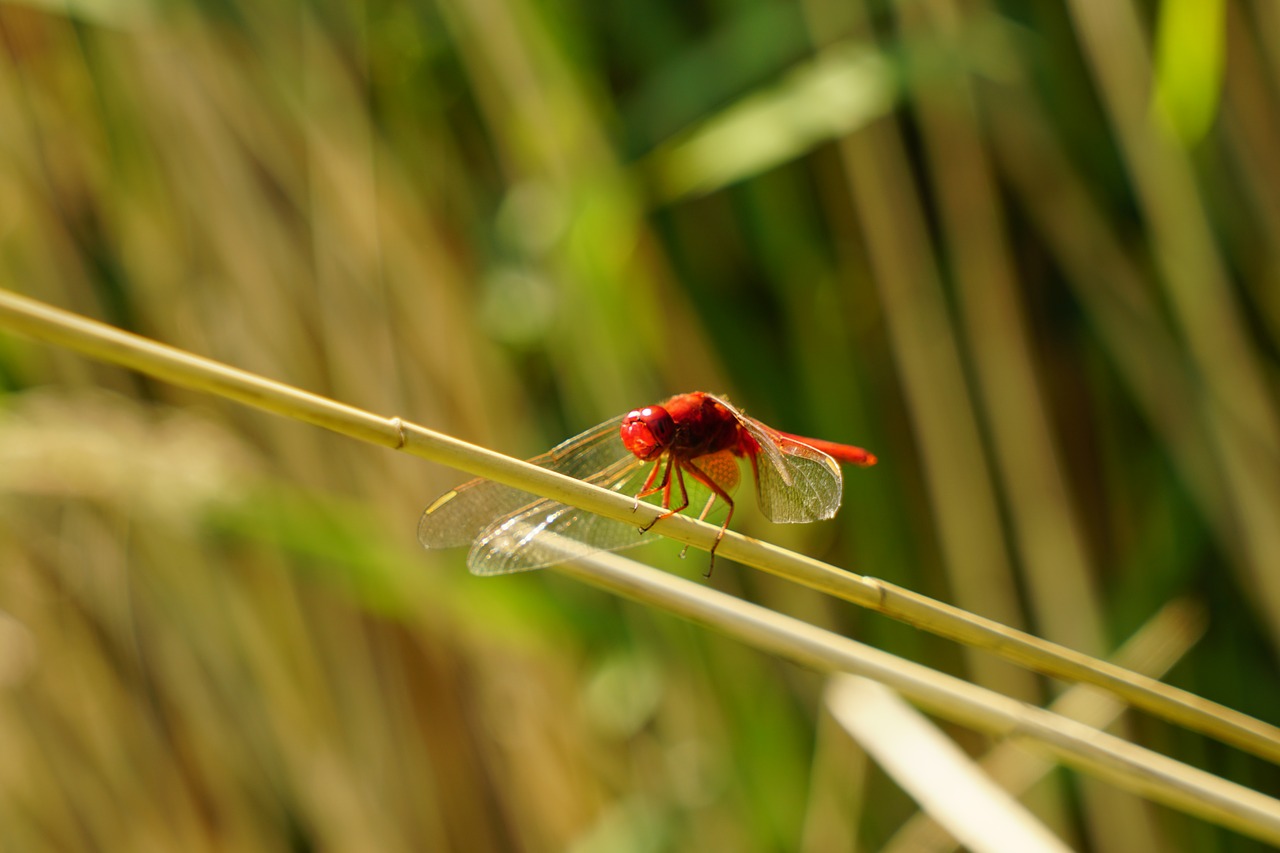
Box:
[679,461,735,577]
[637,457,675,532]
[668,463,691,515]
[633,458,667,512]
[678,493,720,559]
[640,460,691,532]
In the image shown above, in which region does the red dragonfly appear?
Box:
[418,392,876,575]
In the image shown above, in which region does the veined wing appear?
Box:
[465,452,652,575]
[468,445,742,576]
[420,412,749,575]
[418,416,628,551]
[708,394,843,523]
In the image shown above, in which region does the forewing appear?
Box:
[466,442,747,575]
[466,453,653,575]
[419,477,539,550]
[418,416,626,551]
[708,395,843,523]
[419,412,754,575]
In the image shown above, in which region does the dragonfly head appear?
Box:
[621,405,675,460]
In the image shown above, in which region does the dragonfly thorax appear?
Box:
[621,394,746,462]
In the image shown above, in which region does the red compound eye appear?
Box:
[620,405,675,460]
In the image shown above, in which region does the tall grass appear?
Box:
[1,0,1278,849]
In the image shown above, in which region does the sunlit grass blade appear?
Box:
[826,676,1071,853]
[883,597,1208,852]
[647,43,895,201]
[1151,0,1227,146]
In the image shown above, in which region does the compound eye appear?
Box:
[620,405,675,460]
[640,407,675,445]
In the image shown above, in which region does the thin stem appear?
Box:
[550,548,1280,847]
[1,286,1278,768]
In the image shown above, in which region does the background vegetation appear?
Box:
[1,0,1278,849]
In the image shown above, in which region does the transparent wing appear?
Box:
[466,454,652,575]
[707,394,843,523]
[418,416,629,550]
[468,446,742,576]
[419,416,740,576]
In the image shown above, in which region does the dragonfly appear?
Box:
[418,391,877,576]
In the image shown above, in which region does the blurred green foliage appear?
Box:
[1,0,1279,849]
